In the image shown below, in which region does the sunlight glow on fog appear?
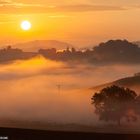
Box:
[0,56,139,124]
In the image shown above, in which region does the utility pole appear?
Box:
[56,84,61,94]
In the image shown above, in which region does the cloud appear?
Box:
[55,4,125,12]
[0,0,11,4]
[0,21,15,24]
[0,3,125,14]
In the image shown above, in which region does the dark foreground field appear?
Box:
[0,127,140,140]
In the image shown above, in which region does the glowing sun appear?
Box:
[21,20,31,31]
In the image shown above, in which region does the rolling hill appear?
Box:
[92,75,140,93]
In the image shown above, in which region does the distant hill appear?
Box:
[13,40,74,52]
[92,75,140,93]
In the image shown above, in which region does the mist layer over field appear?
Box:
[0,56,139,125]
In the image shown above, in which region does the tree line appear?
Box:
[0,39,140,64]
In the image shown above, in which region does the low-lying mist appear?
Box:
[0,56,139,126]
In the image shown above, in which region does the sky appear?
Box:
[0,0,140,47]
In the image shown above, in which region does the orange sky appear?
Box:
[0,0,140,46]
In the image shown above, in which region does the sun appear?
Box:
[21,20,31,31]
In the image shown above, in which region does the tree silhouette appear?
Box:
[135,95,140,116]
[91,85,138,126]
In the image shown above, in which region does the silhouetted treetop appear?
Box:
[97,39,138,49]
[93,40,140,63]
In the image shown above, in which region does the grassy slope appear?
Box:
[92,76,140,92]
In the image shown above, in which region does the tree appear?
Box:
[91,85,138,126]
[71,47,76,53]
[135,95,140,116]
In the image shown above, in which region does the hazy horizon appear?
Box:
[0,38,139,52]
